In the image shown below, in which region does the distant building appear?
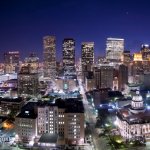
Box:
[90,88,111,108]
[55,76,78,92]
[24,53,39,73]
[4,51,19,74]
[123,50,131,65]
[43,36,56,79]
[63,38,75,76]
[85,72,95,91]
[140,44,150,60]
[118,64,128,91]
[133,52,143,61]
[94,65,114,89]
[106,38,124,62]
[18,65,39,96]
[81,42,94,72]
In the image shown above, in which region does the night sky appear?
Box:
[0,0,150,62]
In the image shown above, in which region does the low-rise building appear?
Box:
[0,97,24,116]
[15,110,37,142]
[116,91,150,141]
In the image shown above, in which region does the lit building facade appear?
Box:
[18,65,39,96]
[63,39,75,76]
[106,38,124,62]
[43,36,56,79]
[37,99,84,145]
[15,110,37,142]
[140,44,150,60]
[116,91,150,141]
[4,51,20,74]
[94,65,114,89]
[81,42,94,71]
[123,50,131,65]
[24,53,39,73]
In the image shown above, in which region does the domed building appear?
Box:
[116,91,150,141]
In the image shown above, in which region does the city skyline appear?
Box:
[0,0,150,61]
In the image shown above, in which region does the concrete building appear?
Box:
[123,50,131,65]
[140,44,150,60]
[43,36,56,80]
[81,42,94,72]
[106,38,124,62]
[116,91,150,141]
[0,97,24,116]
[118,64,128,91]
[4,51,19,74]
[94,65,114,89]
[15,110,37,142]
[63,38,75,76]
[55,77,78,92]
[37,99,84,145]
[24,53,39,73]
[18,65,39,97]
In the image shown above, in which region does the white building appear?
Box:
[116,91,150,141]
[37,99,84,145]
[106,38,124,62]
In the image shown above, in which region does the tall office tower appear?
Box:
[100,65,114,89]
[106,38,124,62]
[94,65,114,89]
[18,65,39,96]
[123,50,131,65]
[63,38,75,76]
[81,42,94,72]
[24,53,39,73]
[43,36,56,79]
[4,51,20,74]
[118,64,128,91]
[140,44,150,60]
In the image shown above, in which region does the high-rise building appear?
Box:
[123,50,131,65]
[18,65,39,96]
[94,65,114,89]
[63,38,75,76]
[140,44,150,60]
[43,36,56,79]
[4,51,20,73]
[81,42,94,72]
[106,38,124,61]
[118,64,128,91]
[24,53,39,73]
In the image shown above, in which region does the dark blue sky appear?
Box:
[0,0,150,62]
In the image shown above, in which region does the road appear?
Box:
[78,78,111,150]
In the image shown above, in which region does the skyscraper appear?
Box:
[4,51,20,73]
[43,36,56,79]
[118,64,128,91]
[24,53,39,73]
[63,38,75,76]
[81,42,94,72]
[106,38,124,62]
[140,44,150,60]
[18,65,39,96]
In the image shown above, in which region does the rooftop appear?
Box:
[0,97,23,103]
[39,133,58,144]
[117,105,150,124]
[16,110,37,119]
